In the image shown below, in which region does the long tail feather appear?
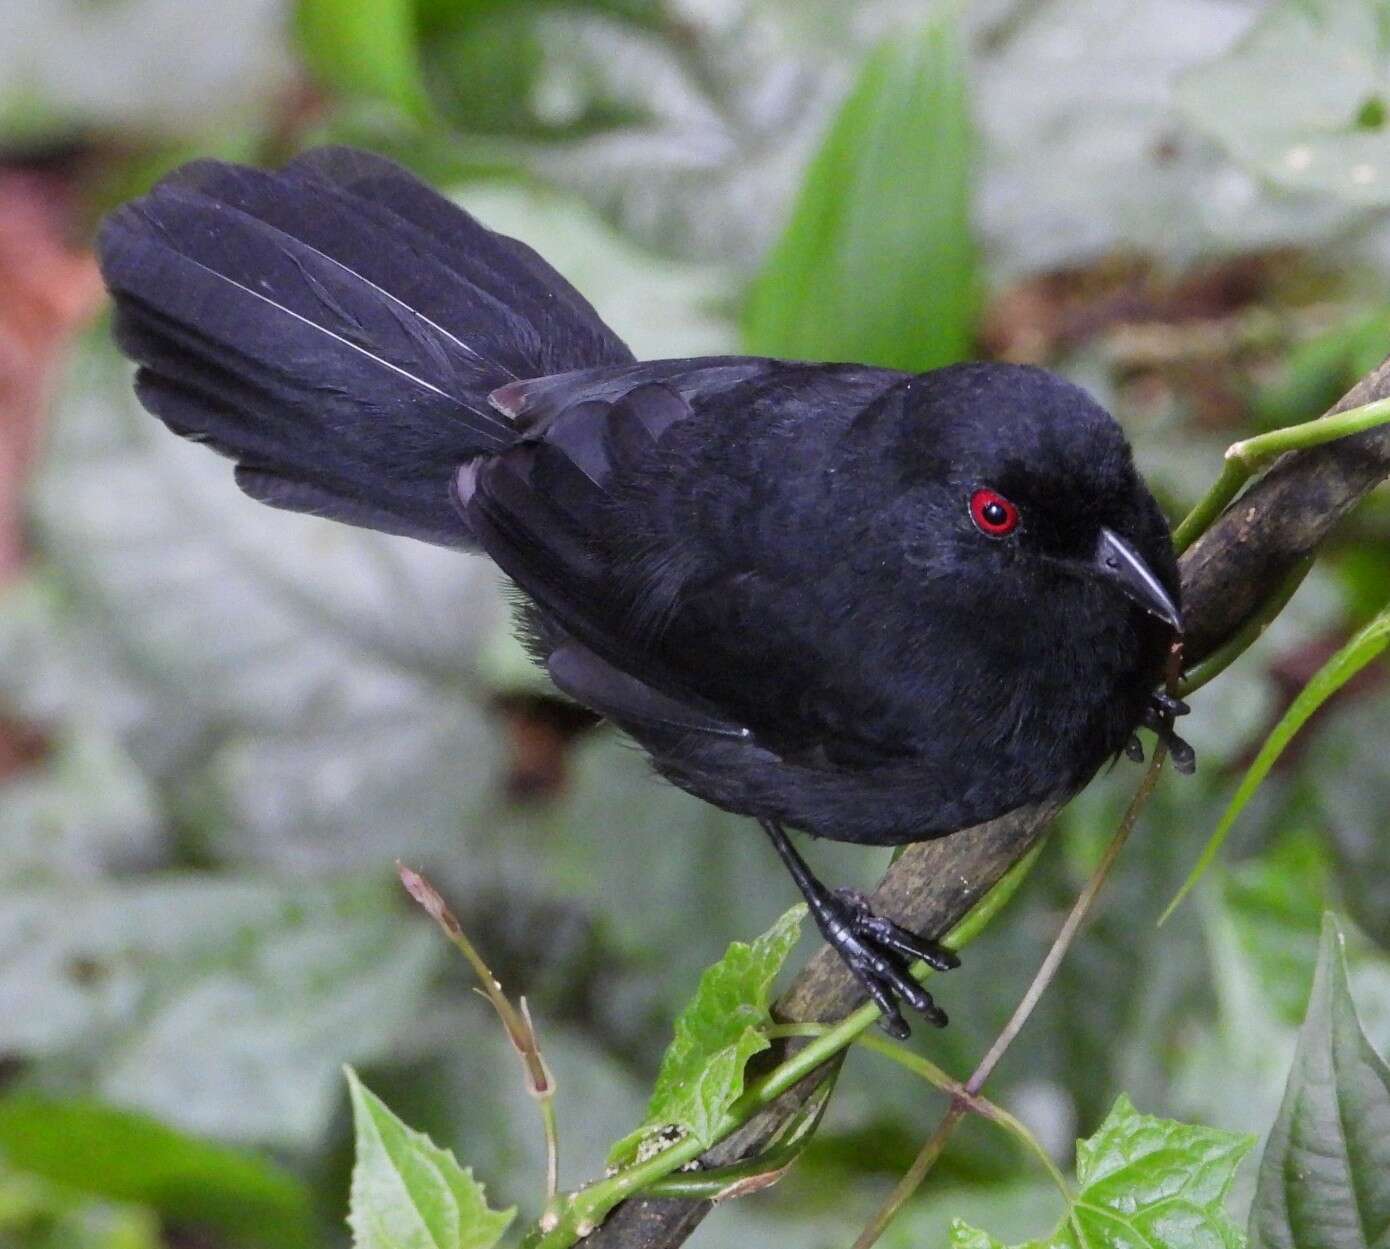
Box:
[98,148,634,547]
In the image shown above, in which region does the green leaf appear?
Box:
[0,1161,161,1249]
[345,1068,513,1249]
[951,1094,1255,1249]
[1223,831,1332,1027]
[1177,0,1390,207]
[611,904,806,1157]
[1305,695,1390,948]
[0,1096,313,1249]
[295,0,430,120]
[1162,602,1390,923]
[1249,914,1390,1249]
[741,9,977,371]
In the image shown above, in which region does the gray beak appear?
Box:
[1093,527,1182,632]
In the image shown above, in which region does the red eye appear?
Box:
[969,488,1020,537]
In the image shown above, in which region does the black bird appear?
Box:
[97,148,1186,1037]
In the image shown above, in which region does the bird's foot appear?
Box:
[1150,690,1190,719]
[1138,693,1196,774]
[816,888,959,1039]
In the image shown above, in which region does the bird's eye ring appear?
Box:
[969,488,1020,537]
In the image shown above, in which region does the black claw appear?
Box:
[820,890,954,1034]
[1151,690,1190,717]
[872,916,959,972]
[758,819,954,1038]
[859,971,910,1038]
[1141,697,1198,775]
[1124,735,1145,763]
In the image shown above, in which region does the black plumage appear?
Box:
[99,148,1185,1035]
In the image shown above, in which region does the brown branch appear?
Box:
[586,358,1390,1249]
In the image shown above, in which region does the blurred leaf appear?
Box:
[1223,831,1331,1026]
[1252,307,1390,431]
[1249,914,1390,1249]
[296,0,430,120]
[29,337,506,868]
[449,182,736,363]
[0,1096,314,1249]
[1306,697,1390,947]
[345,1067,513,1249]
[0,1162,160,1249]
[951,1094,1254,1249]
[1177,0,1390,208]
[611,904,805,1156]
[0,0,292,143]
[975,0,1365,276]
[1163,602,1390,923]
[742,9,976,370]
[1,873,438,1150]
[0,729,159,884]
[515,6,844,267]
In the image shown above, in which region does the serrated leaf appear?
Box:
[296,0,430,120]
[1163,602,1390,922]
[0,1096,313,1249]
[345,1068,513,1249]
[612,904,806,1156]
[1177,0,1390,207]
[1249,914,1390,1249]
[952,1094,1254,1249]
[742,9,977,371]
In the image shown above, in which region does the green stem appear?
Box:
[522,840,1048,1248]
[1176,556,1314,697]
[640,1078,836,1200]
[769,1024,1073,1201]
[1173,396,1390,552]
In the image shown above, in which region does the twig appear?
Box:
[1172,394,1390,552]
[769,1024,1072,1201]
[397,865,560,1202]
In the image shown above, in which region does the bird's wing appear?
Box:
[458,359,914,752]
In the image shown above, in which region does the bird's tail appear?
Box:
[97,147,634,549]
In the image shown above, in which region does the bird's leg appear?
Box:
[757,819,958,1038]
[1141,691,1196,774]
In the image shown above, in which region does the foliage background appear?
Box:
[0,0,1387,1245]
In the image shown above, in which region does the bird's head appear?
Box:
[865,363,1181,638]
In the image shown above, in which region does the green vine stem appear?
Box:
[1173,395,1390,553]
[1176,555,1313,697]
[639,1077,837,1201]
[521,841,1047,1249]
[770,1023,1073,1200]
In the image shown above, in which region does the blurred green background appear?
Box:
[0,0,1388,1245]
